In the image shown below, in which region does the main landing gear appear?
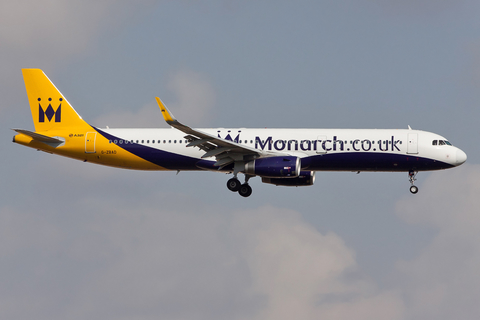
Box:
[227,175,253,198]
[408,170,418,194]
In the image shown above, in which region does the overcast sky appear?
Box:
[2,1,480,319]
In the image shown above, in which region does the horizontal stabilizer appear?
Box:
[12,129,63,143]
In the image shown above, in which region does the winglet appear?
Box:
[156,97,177,124]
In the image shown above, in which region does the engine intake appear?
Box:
[245,156,300,178]
[262,171,315,187]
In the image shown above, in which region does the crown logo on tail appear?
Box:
[38,97,62,122]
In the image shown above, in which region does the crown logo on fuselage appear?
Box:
[218,130,241,142]
[38,97,62,122]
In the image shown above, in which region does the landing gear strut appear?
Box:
[408,170,418,194]
[227,174,253,197]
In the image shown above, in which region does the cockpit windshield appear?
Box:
[432,140,452,146]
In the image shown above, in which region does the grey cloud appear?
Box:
[395,165,480,320]
[0,0,155,115]
[232,207,404,320]
[0,0,154,59]
[166,69,216,126]
[91,101,166,129]
[91,68,216,128]
[0,188,405,320]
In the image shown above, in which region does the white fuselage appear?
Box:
[96,127,466,172]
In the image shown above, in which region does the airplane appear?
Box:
[13,69,467,197]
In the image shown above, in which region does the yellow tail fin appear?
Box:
[22,69,90,132]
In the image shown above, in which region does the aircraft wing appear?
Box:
[156,97,269,168]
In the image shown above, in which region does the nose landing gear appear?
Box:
[227,174,253,197]
[408,170,418,194]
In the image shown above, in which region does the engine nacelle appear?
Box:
[244,156,300,178]
[261,171,315,187]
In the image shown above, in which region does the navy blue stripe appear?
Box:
[302,152,453,172]
[94,127,205,170]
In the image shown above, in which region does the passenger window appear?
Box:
[432,140,437,145]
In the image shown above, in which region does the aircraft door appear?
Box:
[85,132,97,153]
[407,133,418,154]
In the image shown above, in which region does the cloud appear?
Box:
[395,164,480,320]
[234,207,404,320]
[91,101,164,128]
[166,68,216,126]
[0,0,151,61]
[0,0,155,117]
[91,68,216,128]
[0,192,405,320]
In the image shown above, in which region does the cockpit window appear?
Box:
[433,139,452,146]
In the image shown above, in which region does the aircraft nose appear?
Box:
[456,148,467,166]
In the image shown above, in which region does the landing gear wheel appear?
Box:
[238,184,252,198]
[227,178,241,192]
[410,185,418,194]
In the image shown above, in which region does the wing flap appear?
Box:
[187,138,215,147]
[202,147,232,159]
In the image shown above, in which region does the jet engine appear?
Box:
[261,171,315,187]
[244,156,300,178]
